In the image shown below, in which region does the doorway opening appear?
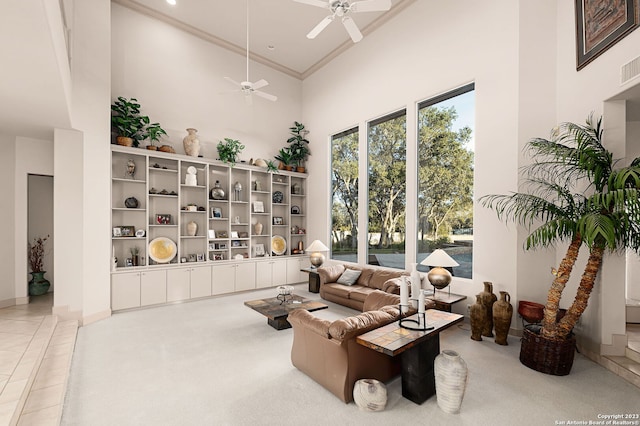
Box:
[27,174,54,305]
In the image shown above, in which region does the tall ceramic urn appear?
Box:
[183,128,200,157]
[434,350,468,414]
[479,281,497,337]
[493,291,513,345]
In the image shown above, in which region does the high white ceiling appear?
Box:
[115,0,414,78]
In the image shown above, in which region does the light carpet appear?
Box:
[61,284,640,426]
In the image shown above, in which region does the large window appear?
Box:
[417,84,475,279]
[368,110,407,268]
[331,128,359,263]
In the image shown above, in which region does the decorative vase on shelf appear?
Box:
[254,222,263,236]
[479,281,497,337]
[187,221,198,237]
[469,294,485,341]
[183,128,200,157]
[434,350,468,414]
[410,263,421,308]
[210,180,225,200]
[29,271,50,296]
[493,291,513,345]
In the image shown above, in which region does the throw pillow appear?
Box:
[337,269,362,286]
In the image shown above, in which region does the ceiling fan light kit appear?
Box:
[295,0,391,43]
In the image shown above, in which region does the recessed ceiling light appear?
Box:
[166,0,176,5]
[267,45,275,51]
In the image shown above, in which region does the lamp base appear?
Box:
[310,252,325,268]
[427,267,452,290]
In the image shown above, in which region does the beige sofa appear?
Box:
[288,291,407,403]
[317,263,407,311]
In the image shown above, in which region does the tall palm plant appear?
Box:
[481,115,640,340]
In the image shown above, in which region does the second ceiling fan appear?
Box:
[295,0,392,43]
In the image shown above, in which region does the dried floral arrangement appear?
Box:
[28,235,49,272]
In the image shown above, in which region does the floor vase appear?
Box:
[183,128,200,157]
[353,379,387,412]
[29,271,50,296]
[479,281,497,337]
[493,291,513,345]
[469,294,485,341]
[434,350,468,414]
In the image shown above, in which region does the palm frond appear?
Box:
[526,219,577,250]
[577,213,617,250]
[479,193,569,228]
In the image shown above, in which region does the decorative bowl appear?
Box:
[518,300,545,323]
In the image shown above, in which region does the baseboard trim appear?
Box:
[52,305,83,323]
[600,333,628,356]
[82,309,111,326]
[0,298,15,309]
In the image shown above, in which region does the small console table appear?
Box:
[425,292,467,312]
[300,267,320,293]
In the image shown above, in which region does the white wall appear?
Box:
[0,134,16,306]
[111,4,303,161]
[302,0,526,311]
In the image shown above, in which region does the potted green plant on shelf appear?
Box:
[480,115,640,375]
[144,122,167,151]
[111,97,150,147]
[266,160,278,173]
[275,147,293,171]
[287,121,311,172]
[28,235,51,296]
[217,138,245,167]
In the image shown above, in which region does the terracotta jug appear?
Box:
[493,291,513,345]
[479,281,497,337]
[469,294,485,341]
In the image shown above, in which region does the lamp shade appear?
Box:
[420,249,459,267]
[306,240,329,252]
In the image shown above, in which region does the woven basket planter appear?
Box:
[520,327,576,376]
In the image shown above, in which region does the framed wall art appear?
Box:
[576,0,639,70]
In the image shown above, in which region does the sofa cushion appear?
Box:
[348,286,378,302]
[322,283,353,299]
[368,269,405,290]
[317,264,346,285]
[356,268,374,287]
[287,309,331,338]
[328,310,395,342]
[336,269,362,285]
[363,290,402,312]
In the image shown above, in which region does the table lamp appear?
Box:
[420,249,459,294]
[306,240,329,268]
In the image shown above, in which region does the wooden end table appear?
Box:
[356,309,463,404]
[244,295,327,330]
[300,267,320,293]
[425,292,467,312]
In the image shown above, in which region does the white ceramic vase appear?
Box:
[187,221,198,237]
[254,222,263,236]
[434,349,468,414]
[183,128,200,157]
[353,379,387,412]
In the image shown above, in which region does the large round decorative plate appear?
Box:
[272,191,284,204]
[148,237,177,263]
[271,235,286,255]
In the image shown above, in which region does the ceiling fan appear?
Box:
[295,0,392,43]
[223,0,277,104]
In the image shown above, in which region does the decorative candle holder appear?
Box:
[399,300,434,331]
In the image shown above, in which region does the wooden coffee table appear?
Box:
[244,295,328,330]
[356,309,463,404]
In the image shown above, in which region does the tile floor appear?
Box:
[0,294,78,426]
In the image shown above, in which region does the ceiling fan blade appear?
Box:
[252,79,269,90]
[307,15,334,39]
[254,90,278,102]
[350,0,391,13]
[224,76,242,87]
[294,0,329,9]
[342,16,363,42]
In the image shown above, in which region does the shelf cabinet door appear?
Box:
[190,266,212,298]
[111,272,141,311]
[140,270,167,306]
[272,258,287,286]
[235,262,256,291]
[286,257,309,284]
[212,264,236,295]
[167,269,191,302]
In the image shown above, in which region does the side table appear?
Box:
[425,292,467,312]
[300,267,320,293]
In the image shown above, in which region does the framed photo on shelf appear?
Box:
[156,214,171,225]
[217,231,228,238]
[231,240,242,247]
[112,227,122,237]
[196,253,205,262]
[211,207,222,218]
[231,231,239,238]
[253,201,264,213]
[208,243,216,251]
[254,243,265,257]
[273,217,283,225]
[188,254,197,262]
[238,231,249,238]
[125,258,133,267]
[213,253,224,261]
[120,226,135,237]
[216,243,227,250]
[180,257,187,263]
[208,229,216,239]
